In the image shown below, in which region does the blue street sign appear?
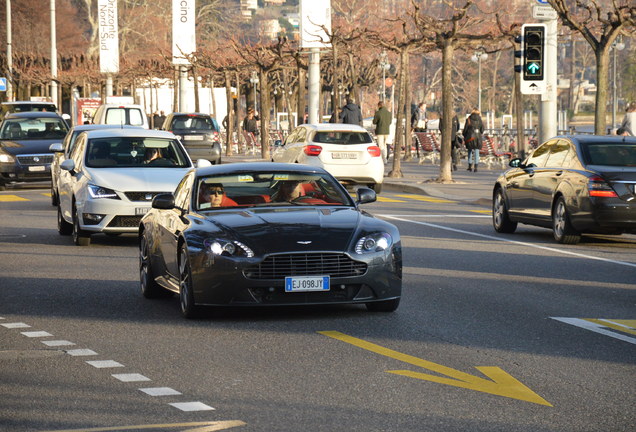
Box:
[0,78,7,91]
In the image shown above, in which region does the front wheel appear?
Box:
[72,204,91,246]
[51,184,58,206]
[492,189,517,233]
[366,298,400,312]
[179,244,199,318]
[57,205,72,235]
[553,197,580,244]
[140,234,166,298]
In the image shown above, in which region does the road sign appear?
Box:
[533,5,558,20]
[0,78,7,92]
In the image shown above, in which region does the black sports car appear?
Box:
[493,135,636,244]
[139,162,402,318]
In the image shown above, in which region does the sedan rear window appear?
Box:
[581,143,636,167]
[313,131,373,145]
[104,108,145,127]
[171,116,218,131]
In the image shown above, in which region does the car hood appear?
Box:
[0,139,62,155]
[86,167,190,192]
[204,207,363,254]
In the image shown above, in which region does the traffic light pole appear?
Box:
[538,18,558,144]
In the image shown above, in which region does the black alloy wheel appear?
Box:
[57,204,72,235]
[139,234,166,298]
[493,189,517,233]
[179,244,198,318]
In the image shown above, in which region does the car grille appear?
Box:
[107,216,143,228]
[124,191,168,202]
[17,154,54,165]
[244,253,367,280]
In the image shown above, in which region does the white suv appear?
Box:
[56,128,194,246]
[91,104,149,129]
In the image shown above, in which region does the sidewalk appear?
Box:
[222,154,499,206]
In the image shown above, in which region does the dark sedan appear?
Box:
[162,113,222,164]
[492,135,636,244]
[0,111,69,190]
[139,163,402,318]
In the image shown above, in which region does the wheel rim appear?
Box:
[139,237,149,293]
[179,250,191,313]
[554,201,566,238]
[493,193,505,228]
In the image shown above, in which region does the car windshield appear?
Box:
[171,116,217,131]
[85,137,191,168]
[0,118,68,140]
[195,171,353,210]
[313,131,373,145]
[580,142,636,167]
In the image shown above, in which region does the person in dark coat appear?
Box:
[243,108,259,135]
[339,98,363,126]
[450,113,461,171]
[462,108,484,172]
[372,101,392,163]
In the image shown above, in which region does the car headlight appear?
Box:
[0,153,16,163]
[355,232,392,254]
[204,239,254,258]
[88,184,120,199]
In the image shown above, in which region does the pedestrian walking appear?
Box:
[339,98,363,126]
[411,102,427,132]
[372,101,392,163]
[450,113,461,171]
[243,108,259,135]
[620,102,636,136]
[462,108,484,172]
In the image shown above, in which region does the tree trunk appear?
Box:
[224,71,234,157]
[594,47,610,134]
[438,40,454,182]
[259,69,270,160]
[388,49,406,178]
[297,66,306,124]
[514,66,525,159]
[193,65,200,113]
[403,52,412,161]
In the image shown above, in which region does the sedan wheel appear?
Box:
[51,185,58,206]
[179,245,198,318]
[57,205,72,235]
[492,189,517,233]
[139,235,166,298]
[72,205,91,246]
[553,197,580,244]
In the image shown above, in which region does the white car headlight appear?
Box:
[88,184,120,199]
[355,232,392,254]
[0,153,15,163]
[205,239,254,258]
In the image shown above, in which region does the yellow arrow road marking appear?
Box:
[584,319,636,336]
[0,195,28,202]
[42,420,246,432]
[320,330,552,406]
[395,194,456,203]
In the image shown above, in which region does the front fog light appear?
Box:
[82,213,105,225]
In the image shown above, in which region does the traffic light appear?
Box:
[522,24,546,82]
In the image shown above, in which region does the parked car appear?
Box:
[139,162,402,318]
[56,128,196,246]
[1,101,58,120]
[272,124,384,193]
[0,111,69,190]
[492,135,636,244]
[162,112,222,164]
[91,104,149,129]
[49,124,143,206]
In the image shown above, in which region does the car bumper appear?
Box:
[183,143,222,162]
[0,161,52,183]
[188,248,402,307]
[573,198,636,233]
[77,198,152,234]
[305,160,385,185]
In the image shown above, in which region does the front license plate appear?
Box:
[28,165,45,172]
[135,207,150,215]
[183,135,203,141]
[285,276,330,292]
[332,152,358,159]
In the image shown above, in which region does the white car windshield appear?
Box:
[85,137,190,168]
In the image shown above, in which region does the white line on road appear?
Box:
[21,331,53,338]
[551,317,636,345]
[1,322,31,328]
[140,387,182,396]
[86,360,124,368]
[382,215,636,268]
[66,348,98,356]
[169,401,215,412]
[42,340,76,347]
[112,373,151,382]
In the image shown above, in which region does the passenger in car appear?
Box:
[199,183,237,209]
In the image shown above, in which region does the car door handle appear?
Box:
[556,170,564,176]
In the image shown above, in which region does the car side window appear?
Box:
[545,141,571,168]
[295,128,307,143]
[71,135,86,166]
[285,130,298,144]
[174,173,193,210]
[525,142,552,168]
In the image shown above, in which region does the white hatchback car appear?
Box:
[56,129,196,246]
[271,124,384,193]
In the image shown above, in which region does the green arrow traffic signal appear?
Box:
[527,62,540,74]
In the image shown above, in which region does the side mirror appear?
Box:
[274,139,282,147]
[152,193,176,210]
[196,159,212,168]
[509,158,521,168]
[356,187,377,205]
[60,159,76,173]
[49,143,64,153]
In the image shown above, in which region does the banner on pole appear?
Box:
[300,0,331,49]
[98,0,119,74]
[172,0,196,65]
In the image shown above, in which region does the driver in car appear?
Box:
[144,147,162,164]
[274,181,305,202]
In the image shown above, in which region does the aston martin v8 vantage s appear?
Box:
[139,163,402,318]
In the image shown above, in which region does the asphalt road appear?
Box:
[1,185,635,432]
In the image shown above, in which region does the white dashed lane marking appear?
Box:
[87,360,125,368]
[1,322,31,328]
[66,348,98,356]
[22,331,53,338]
[112,373,151,382]
[169,402,215,412]
[42,340,75,347]
[140,387,182,397]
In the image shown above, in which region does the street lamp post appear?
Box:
[471,50,488,113]
[249,71,259,113]
[612,37,625,132]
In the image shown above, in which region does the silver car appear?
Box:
[56,128,195,246]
